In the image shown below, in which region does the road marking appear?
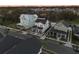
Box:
[46,37,66,43]
[42,48,57,54]
[46,37,79,48]
[42,51,49,54]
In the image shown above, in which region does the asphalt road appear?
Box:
[0,26,78,54]
[44,39,78,54]
[6,36,41,54]
[0,29,42,54]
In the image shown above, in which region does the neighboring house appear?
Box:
[47,21,72,42]
[32,18,50,34]
[17,14,38,29]
[73,25,79,38]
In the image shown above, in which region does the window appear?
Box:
[62,34,66,39]
[58,34,61,37]
[32,28,36,32]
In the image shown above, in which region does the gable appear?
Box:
[54,22,68,32]
[35,18,47,24]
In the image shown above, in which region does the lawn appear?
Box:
[5,23,17,29]
[0,19,18,29]
[66,19,79,24]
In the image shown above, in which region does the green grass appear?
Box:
[0,20,18,29]
[6,23,17,28]
[66,19,79,24]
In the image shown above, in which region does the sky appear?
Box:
[0,0,79,6]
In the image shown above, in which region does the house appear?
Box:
[47,21,72,42]
[32,18,50,34]
[17,14,38,29]
[73,25,79,38]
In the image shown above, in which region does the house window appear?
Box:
[51,32,54,37]
[32,28,36,32]
[50,32,52,36]
[58,34,61,38]
[54,32,56,38]
[39,29,42,34]
[60,34,67,41]
[61,34,66,39]
[40,24,43,28]
[62,35,65,38]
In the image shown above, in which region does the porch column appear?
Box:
[67,28,72,43]
[64,27,72,48]
[57,33,60,41]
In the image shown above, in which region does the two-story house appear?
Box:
[17,14,38,29]
[47,21,72,42]
[32,18,50,34]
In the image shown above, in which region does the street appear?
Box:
[43,39,78,54]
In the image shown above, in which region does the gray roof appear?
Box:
[33,25,43,29]
[35,18,47,24]
[53,21,71,32]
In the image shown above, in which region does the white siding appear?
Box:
[42,20,49,32]
[19,14,38,29]
[35,22,44,28]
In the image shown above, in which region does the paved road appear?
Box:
[0,31,42,54]
[8,30,79,54]
[44,39,78,54]
[0,25,78,54]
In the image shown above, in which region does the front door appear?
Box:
[54,32,56,38]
